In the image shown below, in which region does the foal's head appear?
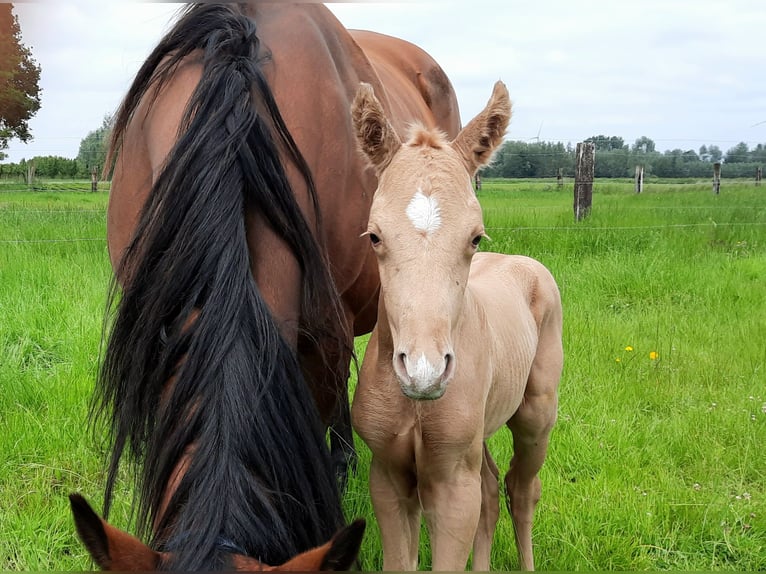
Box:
[352,81,511,400]
[69,494,365,571]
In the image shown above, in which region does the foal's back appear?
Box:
[467,251,563,436]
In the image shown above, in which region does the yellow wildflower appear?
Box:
[625,346,634,352]
[649,351,659,360]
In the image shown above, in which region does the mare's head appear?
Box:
[69,494,365,571]
[352,81,511,400]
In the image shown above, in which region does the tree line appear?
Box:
[0,114,112,180]
[4,126,766,182]
[481,136,766,179]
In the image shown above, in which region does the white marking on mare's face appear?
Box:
[406,188,441,234]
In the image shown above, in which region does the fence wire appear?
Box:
[2,222,764,245]
[486,222,766,232]
[0,238,106,244]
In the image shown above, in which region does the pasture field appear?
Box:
[1,179,764,570]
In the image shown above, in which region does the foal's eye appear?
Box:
[369,233,381,246]
[471,235,483,248]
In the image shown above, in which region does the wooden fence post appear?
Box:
[26,161,35,189]
[91,167,98,192]
[712,162,721,194]
[634,164,644,194]
[557,167,563,189]
[756,166,762,187]
[574,141,594,221]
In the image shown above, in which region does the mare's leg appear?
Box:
[298,329,356,489]
[472,442,500,571]
[252,187,356,487]
[369,456,420,571]
[419,447,483,571]
[329,388,356,484]
[505,319,562,571]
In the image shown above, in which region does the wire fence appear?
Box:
[486,222,766,232]
[3,191,764,245]
[0,238,107,244]
[2,204,764,213]
[2,222,764,245]
[0,182,111,191]
[0,209,105,213]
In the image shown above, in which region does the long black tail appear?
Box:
[94,4,346,570]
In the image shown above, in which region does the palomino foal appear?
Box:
[351,81,563,571]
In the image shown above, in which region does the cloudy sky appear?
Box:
[6,1,766,163]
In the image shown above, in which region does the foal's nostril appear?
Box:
[394,353,408,378]
[443,352,455,382]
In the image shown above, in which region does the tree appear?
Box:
[632,136,655,154]
[585,135,625,152]
[751,143,766,164]
[682,149,699,163]
[76,114,114,176]
[707,145,723,162]
[0,4,42,159]
[724,142,749,164]
[594,148,630,178]
[31,155,79,178]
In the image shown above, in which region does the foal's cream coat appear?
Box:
[351,82,563,571]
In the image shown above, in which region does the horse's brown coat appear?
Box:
[351,82,563,571]
[92,2,461,569]
[69,494,365,572]
[107,4,460,422]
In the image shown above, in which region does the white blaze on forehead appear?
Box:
[406,188,441,234]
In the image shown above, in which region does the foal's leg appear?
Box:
[419,448,483,571]
[472,442,500,571]
[505,328,561,571]
[369,455,421,570]
[505,416,550,571]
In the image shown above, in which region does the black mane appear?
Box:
[93,4,346,570]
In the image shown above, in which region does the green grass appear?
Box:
[0,191,135,570]
[1,182,765,570]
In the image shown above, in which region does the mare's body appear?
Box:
[91,3,459,570]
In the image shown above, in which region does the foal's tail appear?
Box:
[96,4,345,570]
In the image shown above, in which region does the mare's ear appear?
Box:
[451,80,511,175]
[351,83,402,174]
[319,518,366,571]
[69,493,162,571]
[270,518,366,571]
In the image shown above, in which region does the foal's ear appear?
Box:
[451,80,511,175]
[69,493,162,571]
[351,83,402,173]
[270,518,366,571]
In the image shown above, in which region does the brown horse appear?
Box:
[81,3,460,571]
[69,493,365,571]
[351,82,563,571]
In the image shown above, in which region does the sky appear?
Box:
[5,1,766,163]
